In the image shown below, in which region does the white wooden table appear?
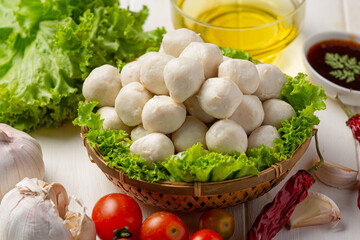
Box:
[30,0,360,239]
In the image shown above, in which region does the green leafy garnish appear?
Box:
[0,0,165,132]
[73,71,327,183]
[72,101,103,130]
[164,144,258,182]
[325,52,360,83]
[220,47,254,62]
[280,73,327,116]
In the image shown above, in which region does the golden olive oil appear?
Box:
[172,0,304,62]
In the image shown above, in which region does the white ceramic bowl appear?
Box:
[303,30,360,106]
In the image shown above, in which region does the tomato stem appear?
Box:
[113,227,133,240]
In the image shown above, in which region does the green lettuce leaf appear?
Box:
[274,73,327,157]
[0,19,83,131]
[274,114,319,158]
[247,145,285,171]
[0,0,165,132]
[72,101,103,130]
[280,73,327,115]
[220,46,253,61]
[163,144,258,182]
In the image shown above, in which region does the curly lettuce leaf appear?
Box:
[0,20,83,131]
[274,73,327,157]
[274,115,319,158]
[281,73,327,116]
[247,145,286,171]
[0,0,165,132]
[163,143,258,182]
[220,46,253,61]
[72,101,103,130]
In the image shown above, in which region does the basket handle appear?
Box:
[194,182,202,197]
[119,170,126,184]
[272,163,283,178]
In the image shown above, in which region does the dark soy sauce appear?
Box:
[307,39,360,91]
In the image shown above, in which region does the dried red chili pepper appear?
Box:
[247,170,314,240]
[247,131,323,240]
[335,96,360,142]
[346,114,360,142]
[334,96,360,210]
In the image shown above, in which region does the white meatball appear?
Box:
[115,82,153,127]
[164,58,205,103]
[97,107,131,134]
[248,125,279,149]
[229,95,264,135]
[130,124,150,142]
[206,119,248,154]
[140,53,174,95]
[263,99,296,128]
[197,78,243,119]
[83,64,121,106]
[130,133,175,166]
[137,51,159,62]
[223,56,231,62]
[218,59,260,94]
[120,61,140,86]
[179,42,223,78]
[172,116,208,152]
[142,96,186,134]
[184,96,215,124]
[253,64,287,101]
[161,28,204,57]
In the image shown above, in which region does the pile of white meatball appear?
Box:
[82,28,296,167]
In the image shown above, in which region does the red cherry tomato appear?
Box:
[92,193,142,240]
[140,211,189,240]
[198,209,234,240]
[190,229,223,240]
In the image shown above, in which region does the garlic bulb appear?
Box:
[314,158,358,189]
[0,178,96,240]
[0,124,45,199]
[288,192,340,229]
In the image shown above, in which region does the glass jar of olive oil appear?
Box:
[170,0,306,62]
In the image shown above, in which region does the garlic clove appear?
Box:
[314,158,358,189]
[16,178,47,197]
[288,192,340,229]
[65,212,96,240]
[44,182,70,219]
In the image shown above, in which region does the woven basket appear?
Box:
[81,126,311,212]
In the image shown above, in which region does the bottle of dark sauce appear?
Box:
[307,39,360,91]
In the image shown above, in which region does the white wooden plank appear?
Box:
[344,0,360,33]
[143,0,174,32]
